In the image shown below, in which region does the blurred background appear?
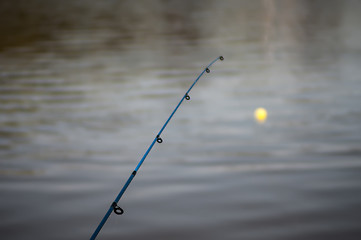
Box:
[1,0,361,239]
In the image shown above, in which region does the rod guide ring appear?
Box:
[156,135,163,143]
[112,202,124,215]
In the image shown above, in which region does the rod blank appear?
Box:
[89,56,224,240]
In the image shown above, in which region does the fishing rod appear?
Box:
[90,56,224,240]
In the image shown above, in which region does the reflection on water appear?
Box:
[1,1,361,240]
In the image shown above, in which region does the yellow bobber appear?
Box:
[254,107,268,123]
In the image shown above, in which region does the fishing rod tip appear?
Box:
[219,56,224,61]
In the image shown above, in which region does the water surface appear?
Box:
[1,1,361,239]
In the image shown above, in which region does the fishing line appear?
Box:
[90,56,224,240]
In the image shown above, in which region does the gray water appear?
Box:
[1,1,361,239]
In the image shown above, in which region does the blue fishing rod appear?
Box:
[90,56,224,240]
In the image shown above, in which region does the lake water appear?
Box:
[1,1,361,239]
